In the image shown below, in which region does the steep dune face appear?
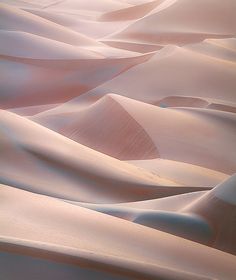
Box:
[2,110,202,203]
[75,175,236,254]
[31,94,236,174]
[1,1,236,279]
[32,94,159,160]
[182,174,236,255]
[110,95,236,174]
[1,185,236,280]
[0,3,159,110]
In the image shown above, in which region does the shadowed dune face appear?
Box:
[32,95,159,160]
[110,0,236,45]
[1,185,236,280]
[99,0,165,22]
[156,96,236,113]
[0,3,100,46]
[1,0,236,279]
[3,110,205,203]
[182,175,236,255]
[87,44,236,104]
[75,175,236,254]
[133,212,214,245]
[156,96,210,108]
[0,53,153,109]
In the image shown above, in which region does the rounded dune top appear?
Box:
[99,0,165,22]
[0,31,102,59]
[0,3,102,47]
[111,0,236,42]
[213,174,236,205]
[33,94,160,161]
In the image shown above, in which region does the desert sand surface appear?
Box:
[0,0,236,279]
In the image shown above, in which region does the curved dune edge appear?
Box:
[83,42,236,109]
[0,52,154,109]
[0,238,213,280]
[66,200,215,247]
[0,1,236,279]
[32,94,160,160]
[1,110,210,204]
[71,175,236,254]
[109,0,236,45]
[99,0,165,22]
[127,158,228,187]
[100,39,164,53]
[108,95,236,174]
[0,30,103,59]
[31,93,236,174]
[155,95,236,113]
[185,38,236,63]
[1,185,236,280]
[0,3,102,47]
[182,175,236,255]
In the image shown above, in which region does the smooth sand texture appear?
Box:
[0,1,236,279]
[86,43,236,103]
[109,0,236,44]
[32,94,160,160]
[1,185,236,279]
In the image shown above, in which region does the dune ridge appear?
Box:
[1,185,236,279]
[32,94,160,160]
[2,109,207,204]
[0,1,236,279]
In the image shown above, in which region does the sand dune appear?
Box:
[99,0,165,22]
[1,185,236,279]
[0,52,153,109]
[156,96,236,113]
[66,193,214,247]
[1,1,236,279]
[32,94,159,160]
[185,38,236,62]
[8,103,61,116]
[73,175,236,253]
[45,0,131,13]
[31,94,236,174]
[110,0,236,45]
[0,3,101,46]
[21,8,132,39]
[0,30,102,59]
[128,159,229,187]
[182,174,236,255]
[86,45,236,103]
[101,39,164,53]
[1,110,205,203]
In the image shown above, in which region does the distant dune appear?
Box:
[109,0,236,44]
[0,1,236,279]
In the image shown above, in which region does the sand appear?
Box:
[0,1,236,279]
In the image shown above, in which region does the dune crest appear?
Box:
[32,94,159,160]
[0,1,236,279]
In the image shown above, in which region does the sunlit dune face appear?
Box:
[0,1,236,280]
